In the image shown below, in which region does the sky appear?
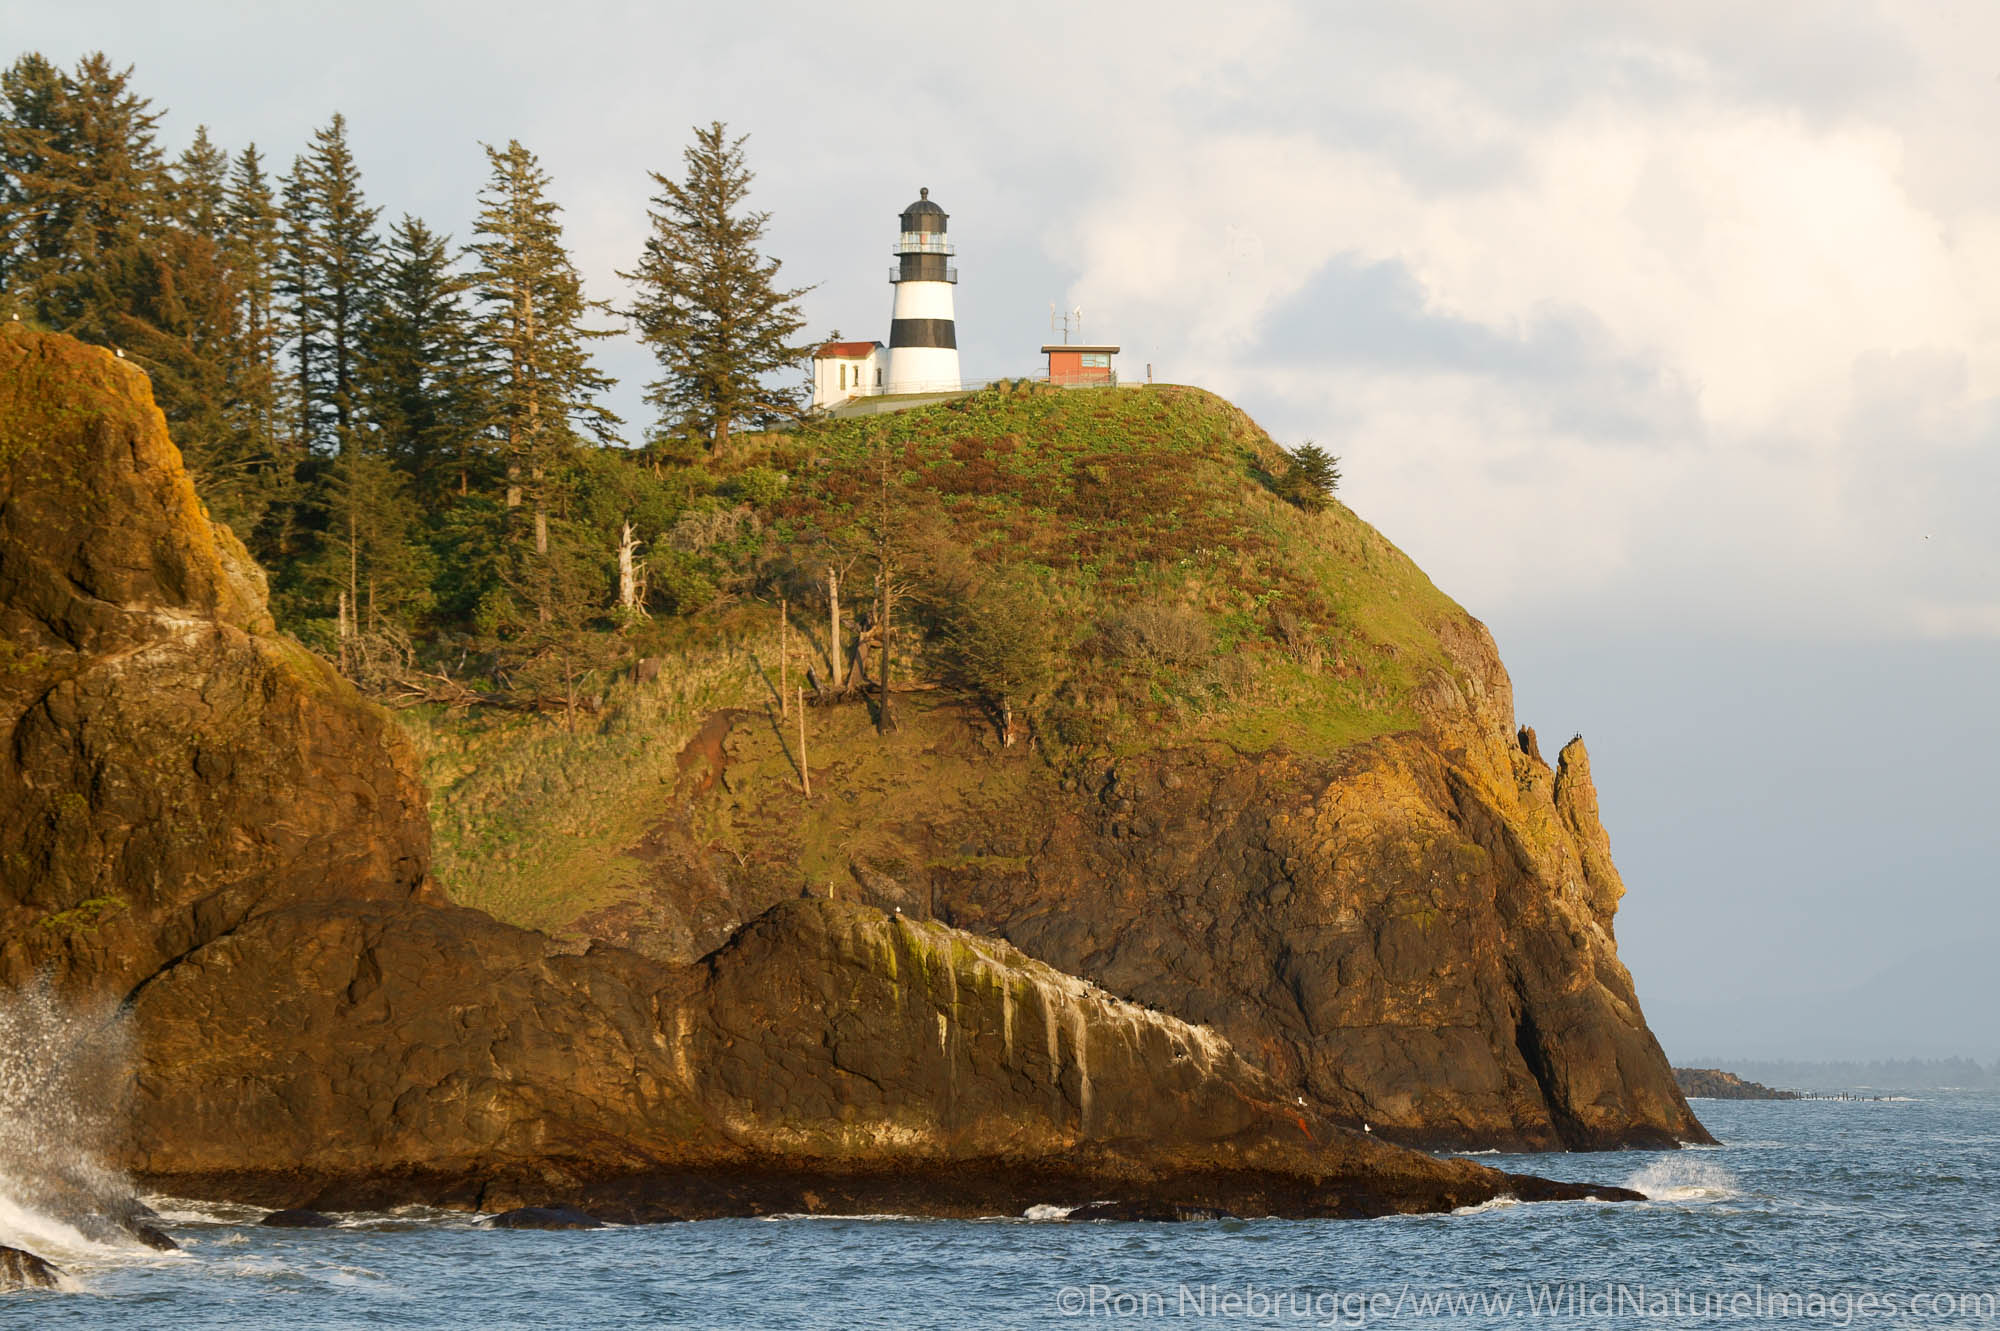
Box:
[10,0,1998,1060]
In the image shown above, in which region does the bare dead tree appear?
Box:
[617,521,647,616]
[825,565,844,691]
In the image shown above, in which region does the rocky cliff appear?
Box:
[0,327,430,996]
[441,385,1711,1153]
[574,700,1705,1151]
[0,326,1642,1218]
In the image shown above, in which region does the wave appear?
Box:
[0,982,172,1286]
[1625,1156,1742,1203]
[1451,1194,1521,1215]
[1022,1203,1078,1220]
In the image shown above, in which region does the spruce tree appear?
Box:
[221,143,291,549]
[362,215,488,505]
[172,124,227,234]
[623,121,811,452]
[280,113,380,458]
[0,52,169,339]
[1284,442,1341,513]
[118,124,240,505]
[467,138,617,625]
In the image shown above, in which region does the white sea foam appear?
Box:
[143,1196,267,1227]
[0,981,166,1283]
[1625,1156,1742,1203]
[1450,1194,1521,1216]
[1022,1203,1077,1220]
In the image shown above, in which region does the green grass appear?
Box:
[402,643,763,932]
[404,383,1484,933]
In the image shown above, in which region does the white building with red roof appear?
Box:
[811,339,884,409]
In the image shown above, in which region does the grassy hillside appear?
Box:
[400,382,1475,934]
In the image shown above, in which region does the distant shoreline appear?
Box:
[1677,1057,2000,1094]
[1673,1068,1799,1101]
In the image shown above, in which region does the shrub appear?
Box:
[667,503,759,554]
[729,465,789,509]
[649,550,718,615]
[1097,601,1213,670]
[1282,442,1341,512]
[927,576,1057,742]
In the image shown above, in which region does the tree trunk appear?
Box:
[827,568,844,691]
[347,500,359,629]
[336,590,350,673]
[876,571,896,735]
[617,522,644,615]
[797,685,810,796]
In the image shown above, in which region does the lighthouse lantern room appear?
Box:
[885,187,960,394]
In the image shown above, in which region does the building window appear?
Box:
[875,367,882,386]
[839,363,847,390]
[1082,353,1111,368]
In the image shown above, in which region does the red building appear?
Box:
[1042,343,1119,387]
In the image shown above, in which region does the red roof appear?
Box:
[814,340,881,359]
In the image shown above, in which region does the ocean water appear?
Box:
[5,1094,1997,1329]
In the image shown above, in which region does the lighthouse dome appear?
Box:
[900,187,947,233]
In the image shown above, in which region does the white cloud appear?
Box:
[1052,12,2000,639]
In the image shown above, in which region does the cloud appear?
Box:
[1048,10,2000,638]
[11,1,1997,641]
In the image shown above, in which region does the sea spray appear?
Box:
[1625,1155,1741,1203]
[0,979,151,1262]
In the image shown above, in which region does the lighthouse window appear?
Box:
[875,367,882,386]
[1082,353,1111,368]
[839,364,847,390]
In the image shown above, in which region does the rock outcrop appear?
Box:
[124,893,1635,1217]
[259,1208,338,1229]
[0,1245,62,1291]
[0,327,1646,1218]
[601,688,1708,1151]
[0,328,431,998]
[938,727,1705,1150]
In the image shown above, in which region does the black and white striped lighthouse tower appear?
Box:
[885,187,960,393]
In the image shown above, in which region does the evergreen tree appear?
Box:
[280,113,380,458]
[362,215,488,505]
[0,52,169,339]
[219,143,292,549]
[1283,442,1341,513]
[467,138,618,623]
[623,121,811,452]
[171,124,227,233]
[296,447,435,642]
[117,124,240,501]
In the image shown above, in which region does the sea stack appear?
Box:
[885,187,959,393]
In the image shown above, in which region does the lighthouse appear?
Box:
[885,187,960,393]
